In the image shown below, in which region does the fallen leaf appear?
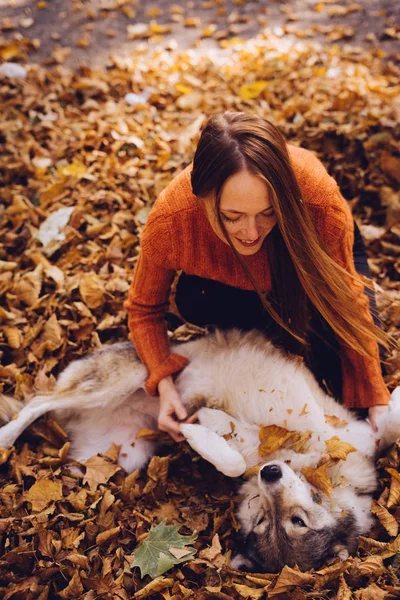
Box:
[24,479,63,512]
[259,425,294,456]
[82,456,121,491]
[325,436,357,460]
[131,520,197,579]
[301,464,333,496]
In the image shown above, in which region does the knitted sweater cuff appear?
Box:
[145,353,190,396]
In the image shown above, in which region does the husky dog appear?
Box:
[0,329,399,572]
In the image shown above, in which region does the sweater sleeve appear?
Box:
[321,190,390,409]
[124,213,189,396]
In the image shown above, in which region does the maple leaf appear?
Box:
[131,520,197,579]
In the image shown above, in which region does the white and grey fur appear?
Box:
[0,329,399,572]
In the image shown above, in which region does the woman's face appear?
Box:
[204,170,277,256]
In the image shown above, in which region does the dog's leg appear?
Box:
[377,387,400,450]
[0,393,78,448]
[180,422,247,477]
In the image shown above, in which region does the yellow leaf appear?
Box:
[184,17,201,27]
[288,430,312,453]
[370,501,398,537]
[25,479,63,512]
[220,37,245,48]
[149,22,172,35]
[386,468,400,508]
[136,428,162,441]
[325,436,357,460]
[301,464,333,496]
[40,181,66,206]
[239,81,268,100]
[244,464,262,478]
[175,83,192,95]
[324,414,348,428]
[57,161,86,177]
[258,425,294,457]
[201,24,217,38]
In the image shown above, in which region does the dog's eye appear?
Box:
[255,515,264,526]
[291,516,306,527]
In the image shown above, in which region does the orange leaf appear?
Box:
[301,464,333,496]
[258,425,294,457]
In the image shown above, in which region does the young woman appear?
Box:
[124,111,391,441]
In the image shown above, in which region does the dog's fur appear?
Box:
[0,329,399,572]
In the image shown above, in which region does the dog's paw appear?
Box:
[180,423,246,477]
[197,407,238,435]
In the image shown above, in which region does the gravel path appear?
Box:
[0,0,399,70]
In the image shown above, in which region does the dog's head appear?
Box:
[234,460,363,573]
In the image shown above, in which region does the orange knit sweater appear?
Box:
[125,145,390,408]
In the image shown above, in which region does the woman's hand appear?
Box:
[158,376,197,442]
[368,404,389,432]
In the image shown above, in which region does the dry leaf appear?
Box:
[325,436,357,460]
[269,565,314,596]
[259,425,294,456]
[82,456,121,491]
[25,479,63,512]
[324,414,348,428]
[370,501,399,537]
[386,467,400,508]
[79,273,105,309]
[301,464,333,496]
[15,264,43,306]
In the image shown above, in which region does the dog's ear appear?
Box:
[230,553,256,572]
[231,532,265,573]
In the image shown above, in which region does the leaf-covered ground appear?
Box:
[0,20,400,600]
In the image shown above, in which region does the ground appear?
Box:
[0,0,400,599]
[0,0,399,69]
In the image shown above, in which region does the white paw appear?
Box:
[180,423,246,477]
[197,407,236,435]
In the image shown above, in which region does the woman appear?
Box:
[124,111,391,441]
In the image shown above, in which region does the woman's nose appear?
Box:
[242,218,259,240]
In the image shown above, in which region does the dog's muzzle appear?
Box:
[260,464,282,483]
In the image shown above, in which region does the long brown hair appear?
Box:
[191,111,392,357]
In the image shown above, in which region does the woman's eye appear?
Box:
[291,516,306,527]
[221,214,240,224]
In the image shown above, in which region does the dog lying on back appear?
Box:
[0,329,399,573]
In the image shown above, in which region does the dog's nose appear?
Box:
[260,464,282,482]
